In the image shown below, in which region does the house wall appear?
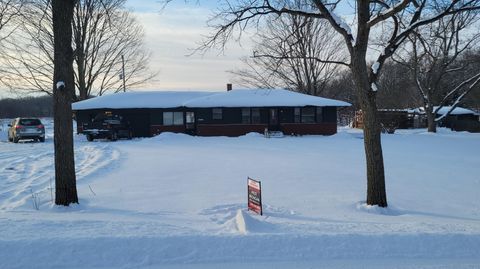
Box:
[74,106,340,137]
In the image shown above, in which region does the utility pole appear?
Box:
[121,55,126,92]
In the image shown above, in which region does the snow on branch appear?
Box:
[435,73,480,121]
[367,0,412,28]
[311,0,355,49]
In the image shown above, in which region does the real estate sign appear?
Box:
[248,177,262,215]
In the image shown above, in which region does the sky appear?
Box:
[124,0,253,92]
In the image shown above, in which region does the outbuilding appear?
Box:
[72,89,351,137]
[435,106,480,132]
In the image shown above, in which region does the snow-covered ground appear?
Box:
[0,119,479,269]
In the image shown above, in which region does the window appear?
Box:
[251,108,261,123]
[301,107,315,123]
[163,112,173,125]
[185,112,195,124]
[163,112,184,126]
[212,108,222,120]
[316,107,323,123]
[242,108,251,124]
[294,108,301,123]
[173,112,184,125]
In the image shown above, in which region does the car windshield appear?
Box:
[19,119,41,126]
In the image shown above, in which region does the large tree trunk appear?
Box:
[361,96,387,207]
[352,54,388,207]
[426,108,437,133]
[52,0,78,206]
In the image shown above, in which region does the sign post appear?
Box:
[247,177,262,215]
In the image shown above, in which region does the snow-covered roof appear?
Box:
[434,106,478,116]
[184,89,351,108]
[72,91,212,110]
[72,89,351,110]
[378,106,478,116]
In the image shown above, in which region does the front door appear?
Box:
[269,108,279,131]
[185,111,196,134]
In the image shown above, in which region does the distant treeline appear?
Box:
[0,95,53,118]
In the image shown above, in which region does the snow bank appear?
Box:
[1,125,479,268]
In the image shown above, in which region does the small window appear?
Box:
[301,107,315,123]
[163,112,184,126]
[316,107,323,123]
[163,112,173,125]
[294,108,301,123]
[173,112,184,125]
[251,108,261,123]
[212,108,222,120]
[242,108,251,124]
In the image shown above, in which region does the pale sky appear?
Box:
[125,0,253,92]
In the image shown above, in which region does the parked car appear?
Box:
[82,113,132,142]
[8,118,45,143]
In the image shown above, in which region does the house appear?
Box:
[351,106,480,133]
[352,108,424,130]
[434,106,480,132]
[72,88,351,137]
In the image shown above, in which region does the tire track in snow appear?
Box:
[0,142,119,210]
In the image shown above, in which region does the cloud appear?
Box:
[128,1,252,91]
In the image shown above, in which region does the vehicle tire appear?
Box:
[86,134,94,142]
[13,137,19,143]
[110,131,118,141]
[39,137,45,142]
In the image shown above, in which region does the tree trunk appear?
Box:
[351,54,388,207]
[52,0,78,206]
[348,1,388,207]
[77,51,88,100]
[426,108,437,133]
[362,96,387,207]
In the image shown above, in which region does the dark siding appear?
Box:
[149,109,164,125]
[279,107,294,123]
[260,108,269,123]
[323,107,337,123]
[223,108,242,124]
[114,109,151,137]
[196,108,211,124]
[197,108,243,124]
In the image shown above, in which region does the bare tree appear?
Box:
[0,0,26,85]
[394,11,480,132]
[230,9,346,96]
[376,60,421,109]
[0,0,24,41]
[200,0,480,207]
[1,0,155,100]
[73,0,155,100]
[52,0,78,206]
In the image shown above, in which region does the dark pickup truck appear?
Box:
[82,114,132,142]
